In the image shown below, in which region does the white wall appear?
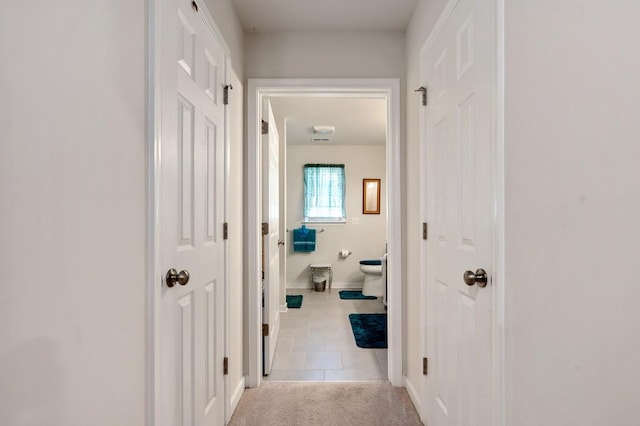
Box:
[505,1,640,425]
[245,31,405,79]
[404,0,450,407]
[407,0,640,423]
[286,145,387,288]
[0,2,146,424]
[0,1,246,424]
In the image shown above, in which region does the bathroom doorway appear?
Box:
[267,95,388,381]
[245,79,402,388]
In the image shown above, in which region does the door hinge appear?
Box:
[262,323,269,337]
[261,120,268,135]
[423,357,429,375]
[415,86,427,106]
[223,84,233,105]
[422,222,428,240]
[223,357,229,375]
[262,222,269,235]
[223,222,229,240]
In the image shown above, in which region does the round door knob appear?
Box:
[166,268,190,288]
[463,268,488,288]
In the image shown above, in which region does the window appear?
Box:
[304,164,346,222]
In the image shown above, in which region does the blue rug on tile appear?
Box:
[339,290,377,300]
[348,313,387,348]
[286,295,303,309]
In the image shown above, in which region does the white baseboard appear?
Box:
[280,303,288,313]
[404,376,422,422]
[286,281,363,290]
[229,376,245,418]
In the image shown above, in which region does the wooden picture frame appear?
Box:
[362,178,381,214]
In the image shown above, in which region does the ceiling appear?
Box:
[232,0,418,32]
[269,97,387,146]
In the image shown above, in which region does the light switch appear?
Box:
[351,217,359,225]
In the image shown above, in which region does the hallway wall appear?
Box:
[0,2,147,425]
[406,0,640,424]
[0,1,246,424]
[245,31,405,79]
[505,1,640,425]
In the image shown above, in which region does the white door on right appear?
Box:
[422,0,494,424]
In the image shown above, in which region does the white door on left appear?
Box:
[159,0,226,424]
[262,100,281,376]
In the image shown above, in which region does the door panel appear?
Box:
[422,0,494,424]
[160,0,226,424]
[262,100,280,375]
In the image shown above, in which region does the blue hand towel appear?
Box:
[292,226,316,252]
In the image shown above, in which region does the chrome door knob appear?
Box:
[166,268,190,288]
[463,268,488,288]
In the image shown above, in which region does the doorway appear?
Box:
[266,95,389,381]
[246,79,403,387]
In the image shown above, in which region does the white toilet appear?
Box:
[360,258,385,297]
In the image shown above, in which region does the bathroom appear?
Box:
[264,95,389,381]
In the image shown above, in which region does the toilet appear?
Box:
[360,258,385,297]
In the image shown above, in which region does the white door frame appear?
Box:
[246,78,403,387]
[418,0,505,424]
[146,0,232,424]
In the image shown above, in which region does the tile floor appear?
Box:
[264,288,388,382]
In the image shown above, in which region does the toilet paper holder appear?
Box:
[339,250,352,258]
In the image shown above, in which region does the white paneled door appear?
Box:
[159,0,226,424]
[422,0,494,424]
[262,100,281,376]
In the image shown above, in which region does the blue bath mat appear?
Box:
[348,313,387,348]
[286,295,303,309]
[339,290,377,300]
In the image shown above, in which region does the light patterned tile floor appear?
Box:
[265,288,388,382]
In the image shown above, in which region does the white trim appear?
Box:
[418,32,429,422]
[404,376,422,421]
[246,80,262,388]
[222,55,232,426]
[246,78,403,388]
[229,376,246,416]
[146,0,162,424]
[493,0,506,424]
[384,78,403,388]
[280,304,289,313]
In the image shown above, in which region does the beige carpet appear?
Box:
[229,382,424,426]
